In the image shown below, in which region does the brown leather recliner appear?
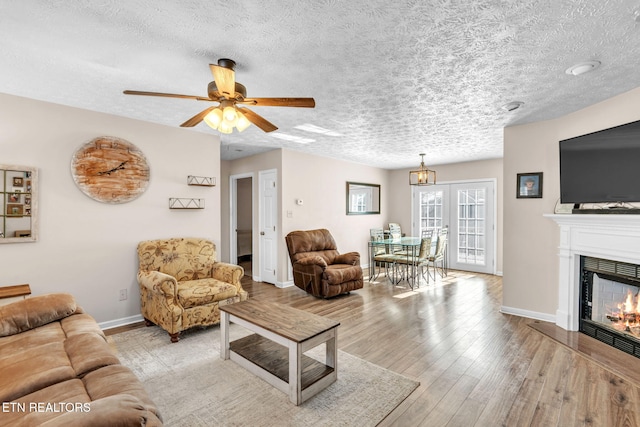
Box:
[285,229,364,298]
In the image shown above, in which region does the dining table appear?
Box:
[368,236,422,290]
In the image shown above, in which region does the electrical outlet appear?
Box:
[119,289,127,301]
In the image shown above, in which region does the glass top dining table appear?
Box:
[369,237,423,289]
[372,237,422,247]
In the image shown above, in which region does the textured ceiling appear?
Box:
[2,1,640,169]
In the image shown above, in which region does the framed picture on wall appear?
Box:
[517,172,543,199]
[7,204,23,216]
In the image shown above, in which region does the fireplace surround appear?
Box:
[546,214,640,336]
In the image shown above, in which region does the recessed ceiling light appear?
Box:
[270,133,315,144]
[502,101,524,112]
[294,124,343,136]
[565,60,601,76]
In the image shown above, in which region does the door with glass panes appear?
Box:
[412,181,495,274]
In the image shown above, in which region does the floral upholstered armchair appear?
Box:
[137,237,247,342]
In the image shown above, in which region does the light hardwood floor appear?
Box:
[241,268,640,427]
[108,266,640,426]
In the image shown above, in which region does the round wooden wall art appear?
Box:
[71,136,150,204]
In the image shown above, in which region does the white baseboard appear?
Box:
[276,280,294,288]
[500,305,555,323]
[99,314,144,331]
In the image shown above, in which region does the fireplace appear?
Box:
[546,214,640,339]
[579,256,640,358]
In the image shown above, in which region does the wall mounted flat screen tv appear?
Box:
[560,119,640,204]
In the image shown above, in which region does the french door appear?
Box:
[412,180,495,274]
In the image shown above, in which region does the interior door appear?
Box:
[413,180,495,274]
[258,169,278,284]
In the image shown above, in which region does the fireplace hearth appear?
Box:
[580,256,640,358]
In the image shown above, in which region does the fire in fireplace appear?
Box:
[580,256,640,358]
[606,289,640,337]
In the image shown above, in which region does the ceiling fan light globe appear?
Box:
[203,108,223,129]
[219,122,234,134]
[236,112,251,132]
[223,106,238,122]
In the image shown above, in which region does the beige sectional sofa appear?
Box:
[0,293,162,426]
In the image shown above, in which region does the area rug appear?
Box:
[110,324,419,426]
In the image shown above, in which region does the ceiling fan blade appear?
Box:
[240,98,315,108]
[123,90,210,101]
[180,106,217,127]
[209,64,236,99]
[238,107,278,132]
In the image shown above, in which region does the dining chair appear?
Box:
[369,227,395,281]
[388,222,408,256]
[426,228,449,280]
[392,229,434,286]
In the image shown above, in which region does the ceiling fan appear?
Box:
[123,58,315,133]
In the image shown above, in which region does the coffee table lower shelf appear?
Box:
[220,300,340,405]
[230,334,335,391]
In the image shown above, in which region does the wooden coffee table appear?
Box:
[220,300,340,405]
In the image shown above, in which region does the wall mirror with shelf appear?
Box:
[346,182,380,215]
[0,165,37,243]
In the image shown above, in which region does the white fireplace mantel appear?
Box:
[545,213,640,331]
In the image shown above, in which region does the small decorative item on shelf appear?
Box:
[187,175,216,186]
[169,198,205,209]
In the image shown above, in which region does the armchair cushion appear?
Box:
[334,251,360,266]
[296,255,328,268]
[177,279,239,309]
[324,264,363,286]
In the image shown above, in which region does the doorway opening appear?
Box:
[231,174,253,276]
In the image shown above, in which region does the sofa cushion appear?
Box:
[0,293,77,337]
[324,264,363,286]
[40,394,163,427]
[177,278,238,309]
[0,322,66,354]
[65,333,120,377]
[2,376,162,427]
[82,365,162,422]
[0,341,75,402]
[60,313,106,338]
[0,379,90,426]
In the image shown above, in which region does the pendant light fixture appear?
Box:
[409,153,436,186]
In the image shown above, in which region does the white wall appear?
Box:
[236,177,252,231]
[0,93,221,325]
[503,86,640,321]
[281,149,390,284]
[221,149,389,285]
[220,149,282,266]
